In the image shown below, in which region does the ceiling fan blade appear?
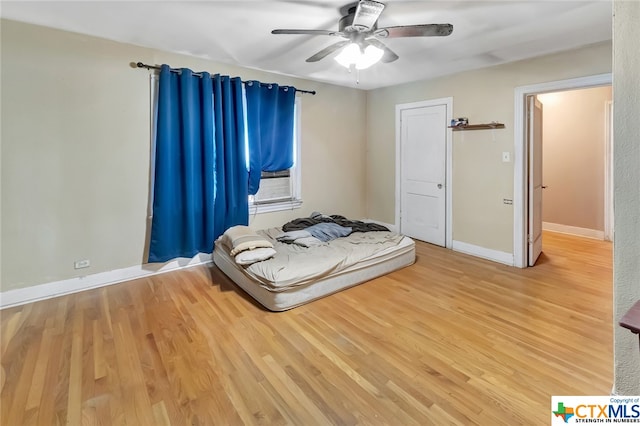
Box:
[375,24,454,38]
[272,29,344,37]
[366,39,399,63]
[306,40,351,62]
[352,0,385,30]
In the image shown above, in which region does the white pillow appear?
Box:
[234,247,277,265]
[221,225,274,256]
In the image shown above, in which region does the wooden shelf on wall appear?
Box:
[449,123,505,131]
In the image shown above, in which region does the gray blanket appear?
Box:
[282,213,389,233]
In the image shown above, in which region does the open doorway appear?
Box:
[537,87,613,239]
[528,86,613,266]
[513,73,612,268]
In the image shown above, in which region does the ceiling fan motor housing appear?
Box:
[339,6,378,33]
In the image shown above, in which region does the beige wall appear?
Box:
[0,19,367,292]
[613,1,640,396]
[539,86,611,232]
[366,42,612,253]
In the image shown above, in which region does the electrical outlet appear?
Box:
[74,259,90,269]
[502,152,511,162]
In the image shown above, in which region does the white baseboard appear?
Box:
[542,222,604,240]
[452,240,514,266]
[0,254,213,310]
[363,219,397,233]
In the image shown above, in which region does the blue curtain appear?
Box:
[245,82,296,195]
[148,66,248,263]
[212,74,249,240]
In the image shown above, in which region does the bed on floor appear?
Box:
[212,214,416,311]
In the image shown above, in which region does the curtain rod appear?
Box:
[135,62,316,95]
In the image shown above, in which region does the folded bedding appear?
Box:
[220,225,274,256]
[217,225,277,265]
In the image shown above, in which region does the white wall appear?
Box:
[539,86,611,233]
[0,19,367,292]
[366,42,612,254]
[612,0,640,396]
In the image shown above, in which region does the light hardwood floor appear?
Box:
[1,231,613,425]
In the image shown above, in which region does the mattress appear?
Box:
[213,230,416,311]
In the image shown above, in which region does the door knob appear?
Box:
[437,184,443,189]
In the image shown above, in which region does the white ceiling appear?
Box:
[1,1,612,90]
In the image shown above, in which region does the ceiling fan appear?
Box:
[271,0,453,68]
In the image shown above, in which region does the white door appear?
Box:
[400,104,447,246]
[528,96,543,266]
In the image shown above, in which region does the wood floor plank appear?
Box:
[2,325,41,426]
[66,308,84,425]
[0,231,613,425]
[34,326,65,426]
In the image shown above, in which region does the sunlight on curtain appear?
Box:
[245,82,296,195]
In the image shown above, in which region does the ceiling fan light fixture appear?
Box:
[334,43,384,70]
[334,43,361,68]
[357,44,384,69]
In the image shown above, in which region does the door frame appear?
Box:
[513,73,612,268]
[395,97,453,249]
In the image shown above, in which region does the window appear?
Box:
[248,97,302,215]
